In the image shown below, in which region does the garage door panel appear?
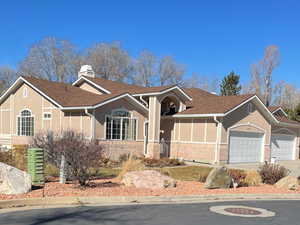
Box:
[271,134,295,161]
[229,131,263,163]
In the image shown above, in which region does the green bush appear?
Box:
[258,162,290,185]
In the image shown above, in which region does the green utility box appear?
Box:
[27,148,45,185]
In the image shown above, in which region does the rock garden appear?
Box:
[0,131,299,200]
[1,152,300,200]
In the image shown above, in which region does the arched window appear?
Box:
[106,109,137,140]
[17,110,34,136]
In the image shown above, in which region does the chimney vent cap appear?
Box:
[78,65,95,78]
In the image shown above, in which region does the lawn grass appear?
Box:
[45,163,214,182]
[97,167,121,178]
[99,166,213,181]
[158,166,213,181]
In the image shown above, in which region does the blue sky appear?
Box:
[0,0,300,86]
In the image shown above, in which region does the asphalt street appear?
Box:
[0,200,299,225]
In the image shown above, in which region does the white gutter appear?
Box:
[213,116,222,164]
[163,113,225,118]
[133,86,192,101]
[85,108,95,139]
[139,95,149,107]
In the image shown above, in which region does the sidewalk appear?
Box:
[1,193,300,211]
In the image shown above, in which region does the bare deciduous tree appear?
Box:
[249,45,280,106]
[273,81,300,109]
[86,42,133,81]
[184,73,219,93]
[133,50,156,87]
[0,66,18,94]
[19,37,80,83]
[159,56,185,86]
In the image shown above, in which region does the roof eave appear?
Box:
[133,86,192,101]
[164,113,224,118]
[72,76,112,94]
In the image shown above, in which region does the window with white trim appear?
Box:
[105,110,137,140]
[17,110,34,136]
[43,112,52,119]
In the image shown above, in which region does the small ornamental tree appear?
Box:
[32,130,103,186]
[220,71,242,96]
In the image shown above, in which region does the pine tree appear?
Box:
[220,71,242,96]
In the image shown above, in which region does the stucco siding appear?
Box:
[79,82,104,95]
[192,119,206,142]
[169,142,215,163]
[206,119,217,142]
[179,119,192,141]
[222,102,271,145]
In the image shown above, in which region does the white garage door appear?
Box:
[271,134,295,161]
[229,131,263,163]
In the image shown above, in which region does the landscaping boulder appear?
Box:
[275,176,299,191]
[0,162,31,195]
[122,170,176,189]
[204,167,232,189]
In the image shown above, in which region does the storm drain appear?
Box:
[210,205,275,218]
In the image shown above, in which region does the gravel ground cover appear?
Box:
[1,178,299,200]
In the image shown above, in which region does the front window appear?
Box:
[106,110,137,140]
[17,110,34,136]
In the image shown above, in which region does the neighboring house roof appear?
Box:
[268,106,298,125]
[268,106,282,113]
[274,115,300,125]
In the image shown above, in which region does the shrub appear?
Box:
[117,155,145,180]
[33,130,104,186]
[243,170,262,186]
[228,169,247,187]
[0,150,13,166]
[45,163,59,177]
[141,157,184,168]
[0,145,27,171]
[199,172,209,182]
[258,162,290,185]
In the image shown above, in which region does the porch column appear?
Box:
[146,96,161,159]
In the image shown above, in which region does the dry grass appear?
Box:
[243,170,262,186]
[117,156,145,180]
[160,166,212,181]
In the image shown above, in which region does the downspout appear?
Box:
[139,95,149,107]
[85,108,95,140]
[213,116,222,164]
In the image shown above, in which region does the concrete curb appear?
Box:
[1,194,300,209]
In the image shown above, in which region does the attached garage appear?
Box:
[271,134,295,161]
[229,131,264,163]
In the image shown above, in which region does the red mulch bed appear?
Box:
[0,178,299,200]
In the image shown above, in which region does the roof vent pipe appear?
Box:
[78,65,95,78]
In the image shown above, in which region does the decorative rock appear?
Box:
[275,176,299,191]
[0,162,32,195]
[204,167,232,189]
[122,170,176,189]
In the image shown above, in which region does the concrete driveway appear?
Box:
[227,160,300,177]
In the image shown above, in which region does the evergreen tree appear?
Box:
[220,71,242,96]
